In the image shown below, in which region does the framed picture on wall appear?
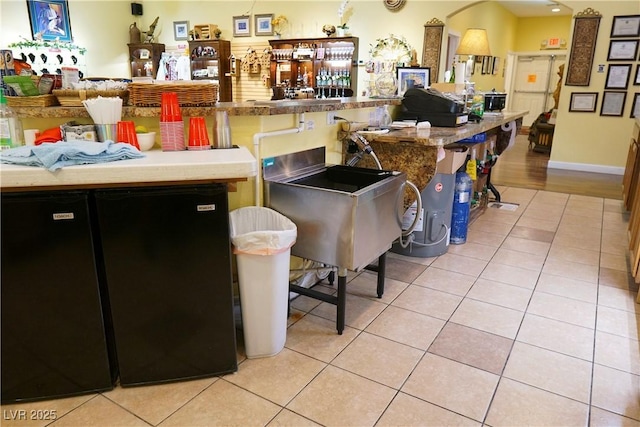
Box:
[254,14,273,36]
[611,15,640,37]
[607,40,639,61]
[631,93,640,118]
[569,92,598,112]
[600,91,627,116]
[27,0,73,43]
[634,64,640,85]
[605,64,632,89]
[396,67,430,96]
[233,15,250,37]
[173,21,189,41]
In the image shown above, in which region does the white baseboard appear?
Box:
[547,161,624,176]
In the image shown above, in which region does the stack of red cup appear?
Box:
[160,92,185,151]
[187,117,211,150]
[116,121,140,150]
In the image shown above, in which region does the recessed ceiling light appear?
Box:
[551,7,561,12]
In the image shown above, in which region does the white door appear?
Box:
[506,53,566,127]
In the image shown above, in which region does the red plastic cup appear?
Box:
[116,121,140,150]
[188,117,210,150]
[161,92,182,122]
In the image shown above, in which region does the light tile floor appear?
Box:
[2,187,639,427]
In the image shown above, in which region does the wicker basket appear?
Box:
[5,94,60,108]
[52,89,130,107]
[128,82,218,107]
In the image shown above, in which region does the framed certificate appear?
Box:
[611,15,640,38]
[600,91,627,116]
[635,64,640,86]
[605,64,632,89]
[569,92,598,112]
[631,93,640,118]
[607,40,639,61]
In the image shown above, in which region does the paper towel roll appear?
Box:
[501,120,516,151]
[454,62,466,84]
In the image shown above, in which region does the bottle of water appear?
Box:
[0,92,23,150]
[450,170,473,244]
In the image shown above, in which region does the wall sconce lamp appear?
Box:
[455,28,491,81]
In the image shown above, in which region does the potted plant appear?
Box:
[337,0,351,36]
[271,15,288,38]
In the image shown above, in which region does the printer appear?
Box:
[397,88,469,127]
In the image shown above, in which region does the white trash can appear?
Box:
[229,207,297,358]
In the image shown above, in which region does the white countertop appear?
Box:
[0,146,257,190]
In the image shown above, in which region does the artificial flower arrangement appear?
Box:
[8,36,86,54]
[271,15,288,36]
[338,0,351,29]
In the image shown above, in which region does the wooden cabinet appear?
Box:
[269,37,358,98]
[128,43,165,79]
[188,40,232,102]
[624,120,640,295]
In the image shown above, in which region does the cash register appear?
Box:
[397,88,469,127]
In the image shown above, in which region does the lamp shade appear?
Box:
[456,28,491,56]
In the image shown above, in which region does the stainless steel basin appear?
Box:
[264,147,406,271]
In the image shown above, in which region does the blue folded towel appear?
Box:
[0,140,145,171]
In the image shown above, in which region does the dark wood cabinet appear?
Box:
[128,43,165,79]
[188,40,232,102]
[268,37,358,98]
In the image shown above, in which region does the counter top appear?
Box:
[11,97,403,119]
[0,146,257,190]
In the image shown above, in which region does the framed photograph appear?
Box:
[396,67,430,96]
[482,56,491,75]
[605,64,632,89]
[173,20,189,41]
[607,40,639,61]
[254,13,273,36]
[492,57,500,75]
[26,0,72,43]
[631,93,640,118]
[233,15,250,37]
[600,91,627,117]
[611,15,640,38]
[635,64,640,86]
[569,92,598,112]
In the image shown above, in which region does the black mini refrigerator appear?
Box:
[1,191,117,403]
[93,184,237,386]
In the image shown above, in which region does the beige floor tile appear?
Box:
[310,292,387,330]
[504,187,539,203]
[332,332,423,389]
[466,278,533,311]
[542,258,600,284]
[387,250,437,267]
[596,306,640,340]
[531,190,569,205]
[412,266,476,296]
[521,204,564,221]
[267,409,321,426]
[561,210,603,225]
[503,342,592,403]
[517,313,594,361]
[401,353,499,422]
[599,267,639,292]
[223,348,325,406]
[500,235,550,257]
[468,218,514,236]
[466,227,507,247]
[601,252,631,272]
[602,213,630,231]
[103,377,216,425]
[476,208,521,225]
[528,291,596,329]
[377,392,481,427]
[1,395,93,427]
[159,380,280,427]
[392,285,463,320]
[567,196,603,211]
[345,271,408,304]
[382,257,428,283]
[595,330,640,375]
[590,407,640,427]
[365,305,445,350]
[284,314,359,363]
[598,286,640,313]
[515,216,559,232]
[553,232,602,251]
[290,292,329,314]
[286,365,395,427]
[536,272,598,304]
[556,223,603,241]
[479,261,540,289]
[547,243,600,266]
[492,247,545,272]
[485,378,588,426]
[450,298,524,339]
[604,198,626,213]
[428,322,513,375]
[592,364,640,422]
[430,253,489,277]
[508,225,556,243]
[446,241,498,261]
[50,395,150,427]
[601,229,630,256]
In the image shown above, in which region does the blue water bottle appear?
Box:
[450,171,473,244]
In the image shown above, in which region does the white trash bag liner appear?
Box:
[229,206,297,255]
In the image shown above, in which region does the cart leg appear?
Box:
[376,253,386,298]
[336,268,347,335]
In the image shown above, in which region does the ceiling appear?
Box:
[494,0,574,17]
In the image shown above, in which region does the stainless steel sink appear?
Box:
[263,147,406,271]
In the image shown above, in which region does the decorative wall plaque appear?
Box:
[565,8,601,86]
[421,18,444,83]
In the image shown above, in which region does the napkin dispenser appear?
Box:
[398,88,468,127]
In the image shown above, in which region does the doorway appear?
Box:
[504,51,566,127]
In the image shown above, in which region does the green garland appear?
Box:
[8,37,87,55]
[369,34,412,61]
